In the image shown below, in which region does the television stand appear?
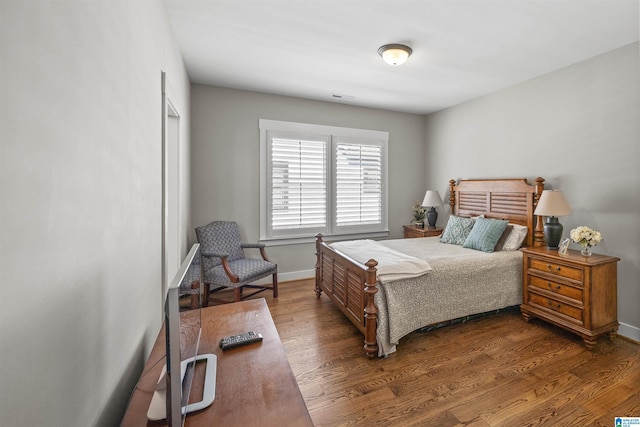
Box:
[146,354,217,421]
[122,299,313,426]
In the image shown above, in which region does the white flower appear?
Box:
[570,226,602,247]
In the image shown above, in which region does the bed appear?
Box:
[314,177,546,358]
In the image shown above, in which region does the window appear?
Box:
[335,139,382,227]
[270,134,327,233]
[260,120,388,244]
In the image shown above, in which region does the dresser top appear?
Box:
[521,246,620,266]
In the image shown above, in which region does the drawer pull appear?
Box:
[546,263,561,271]
[547,300,561,310]
[547,282,561,291]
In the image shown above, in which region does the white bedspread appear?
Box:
[330,239,433,283]
[345,237,523,357]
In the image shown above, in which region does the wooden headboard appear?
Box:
[448,178,545,247]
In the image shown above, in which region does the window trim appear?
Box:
[259,119,389,245]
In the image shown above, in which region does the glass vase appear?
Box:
[581,245,592,257]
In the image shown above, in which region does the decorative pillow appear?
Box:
[463,217,509,252]
[494,225,514,251]
[440,215,476,245]
[501,224,528,251]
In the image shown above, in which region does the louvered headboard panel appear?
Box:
[448,178,545,247]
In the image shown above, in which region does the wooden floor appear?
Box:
[230,279,639,426]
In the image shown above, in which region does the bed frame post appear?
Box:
[363,259,379,359]
[533,177,545,247]
[448,179,456,213]
[314,234,324,298]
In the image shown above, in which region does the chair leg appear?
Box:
[202,283,210,308]
[272,273,278,298]
[190,280,200,310]
[234,287,242,302]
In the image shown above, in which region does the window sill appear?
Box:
[260,230,389,247]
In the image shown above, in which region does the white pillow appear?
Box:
[501,224,528,251]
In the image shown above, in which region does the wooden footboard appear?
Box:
[315,234,379,358]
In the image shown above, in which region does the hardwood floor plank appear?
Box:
[220,279,640,426]
[476,372,582,426]
[605,389,640,422]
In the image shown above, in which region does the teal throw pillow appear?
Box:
[463,217,509,252]
[440,215,476,245]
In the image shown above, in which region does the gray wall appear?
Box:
[190,85,426,279]
[0,1,191,426]
[424,42,639,341]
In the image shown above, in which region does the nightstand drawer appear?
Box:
[529,275,583,302]
[529,293,583,324]
[529,258,583,282]
[405,227,426,238]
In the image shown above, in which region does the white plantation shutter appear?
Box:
[270,136,326,231]
[260,120,388,242]
[335,142,382,227]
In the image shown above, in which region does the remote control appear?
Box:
[219,331,263,350]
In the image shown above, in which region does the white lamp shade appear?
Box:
[422,190,443,207]
[534,190,572,217]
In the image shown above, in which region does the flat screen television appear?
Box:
[147,243,217,426]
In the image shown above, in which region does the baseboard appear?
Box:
[277,269,315,283]
[617,322,640,344]
[253,269,315,285]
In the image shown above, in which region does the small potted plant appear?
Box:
[570,226,602,257]
[411,200,426,228]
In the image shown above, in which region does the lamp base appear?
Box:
[426,208,438,229]
[543,216,563,250]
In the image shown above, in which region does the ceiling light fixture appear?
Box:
[378,43,412,66]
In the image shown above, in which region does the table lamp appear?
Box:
[534,190,572,249]
[422,190,443,229]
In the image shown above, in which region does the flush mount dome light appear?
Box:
[378,43,412,66]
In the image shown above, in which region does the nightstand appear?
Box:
[403,225,442,238]
[520,246,619,349]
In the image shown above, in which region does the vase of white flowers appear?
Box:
[570,226,602,257]
[412,200,426,228]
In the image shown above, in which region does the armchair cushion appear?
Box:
[203,259,276,288]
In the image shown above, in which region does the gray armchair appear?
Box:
[195,221,278,305]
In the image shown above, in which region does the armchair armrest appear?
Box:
[240,243,265,249]
[200,250,229,259]
[200,251,239,283]
[220,257,239,283]
[241,242,273,263]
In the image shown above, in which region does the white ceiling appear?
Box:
[166,0,639,115]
